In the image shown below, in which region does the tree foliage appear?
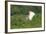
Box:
[11,5,41,16]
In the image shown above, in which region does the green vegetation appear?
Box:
[10,5,42,29]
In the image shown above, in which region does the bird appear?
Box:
[26,11,35,21]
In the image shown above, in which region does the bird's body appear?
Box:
[28,11,35,21]
[28,11,35,20]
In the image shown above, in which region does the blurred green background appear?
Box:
[11,5,42,29]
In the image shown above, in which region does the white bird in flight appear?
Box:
[26,11,35,21]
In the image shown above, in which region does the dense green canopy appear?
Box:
[11,5,41,15]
